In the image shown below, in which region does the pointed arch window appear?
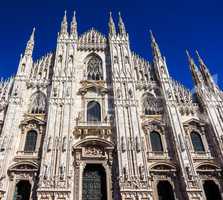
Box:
[191,131,205,152]
[87,101,101,122]
[150,131,163,152]
[24,130,38,152]
[87,55,103,80]
[29,92,46,114]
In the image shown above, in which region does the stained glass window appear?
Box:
[87,56,103,80]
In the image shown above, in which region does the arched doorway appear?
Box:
[203,180,221,200]
[157,180,175,200]
[13,180,31,200]
[82,164,107,200]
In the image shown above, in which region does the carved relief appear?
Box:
[83,146,105,158]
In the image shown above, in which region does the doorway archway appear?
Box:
[82,164,107,200]
[203,180,221,200]
[157,180,175,200]
[13,180,31,200]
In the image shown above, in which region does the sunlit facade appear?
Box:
[0,11,222,200]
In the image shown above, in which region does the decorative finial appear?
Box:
[150,30,162,58]
[63,10,67,21]
[150,29,156,43]
[25,27,35,56]
[72,11,77,23]
[195,50,205,66]
[60,10,68,35]
[71,10,78,38]
[186,50,196,67]
[118,12,126,35]
[109,11,116,36]
[195,50,217,90]
[30,27,35,41]
[186,50,203,86]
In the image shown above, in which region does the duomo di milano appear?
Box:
[0,10,222,200]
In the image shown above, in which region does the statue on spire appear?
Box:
[186,50,203,86]
[150,30,162,59]
[118,12,126,35]
[109,12,116,36]
[60,10,68,36]
[70,11,78,39]
[195,50,217,91]
[25,28,35,57]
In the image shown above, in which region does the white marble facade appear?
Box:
[0,11,222,200]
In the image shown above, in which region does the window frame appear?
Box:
[87,101,102,122]
[24,130,38,153]
[190,131,205,153]
[149,131,164,153]
[86,55,103,81]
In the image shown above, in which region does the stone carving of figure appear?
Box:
[135,136,141,152]
[128,89,133,99]
[59,164,65,180]
[178,134,186,152]
[117,88,121,98]
[121,136,126,152]
[66,87,70,97]
[125,56,129,64]
[47,136,52,152]
[123,166,128,181]
[43,164,48,179]
[186,166,193,180]
[67,55,73,76]
[114,56,118,64]
[139,164,145,180]
[62,136,67,152]
[53,87,58,97]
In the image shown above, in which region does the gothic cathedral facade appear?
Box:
[0,11,222,200]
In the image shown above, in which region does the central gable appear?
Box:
[78,28,107,51]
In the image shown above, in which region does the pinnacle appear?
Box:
[149,29,156,43]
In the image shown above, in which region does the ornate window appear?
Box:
[191,131,205,152]
[87,101,101,122]
[150,131,163,152]
[24,130,38,152]
[29,92,46,114]
[142,93,163,115]
[87,55,103,80]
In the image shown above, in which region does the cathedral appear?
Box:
[0,11,222,200]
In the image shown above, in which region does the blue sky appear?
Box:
[0,0,222,89]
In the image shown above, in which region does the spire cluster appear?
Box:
[186,50,218,91]
[59,11,78,39]
[108,12,127,37]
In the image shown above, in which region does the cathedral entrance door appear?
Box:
[13,180,31,200]
[157,180,175,200]
[203,180,221,200]
[82,164,107,200]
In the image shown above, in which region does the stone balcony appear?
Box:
[15,151,39,161]
[74,120,112,140]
